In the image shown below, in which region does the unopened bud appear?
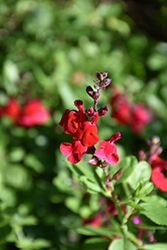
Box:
[155,146,163,156]
[86,106,94,117]
[98,105,108,116]
[104,173,111,185]
[96,72,103,80]
[94,92,100,100]
[94,84,100,90]
[86,86,95,98]
[101,71,108,79]
[101,78,112,88]
[112,168,123,180]
[138,150,146,161]
[87,156,99,166]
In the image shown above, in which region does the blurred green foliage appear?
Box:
[0,0,167,249]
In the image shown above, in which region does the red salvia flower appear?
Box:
[59,100,87,134]
[72,111,99,147]
[0,98,20,120]
[17,99,50,127]
[110,93,130,125]
[150,156,167,191]
[129,102,152,134]
[60,140,87,164]
[82,212,103,228]
[95,132,121,164]
[110,86,152,134]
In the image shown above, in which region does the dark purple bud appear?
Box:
[94,92,100,100]
[101,78,112,88]
[94,84,100,90]
[86,106,94,117]
[86,86,95,98]
[98,105,108,116]
[87,156,100,166]
[104,173,111,184]
[96,72,103,80]
[138,150,146,161]
[112,168,123,180]
[101,71,108,79]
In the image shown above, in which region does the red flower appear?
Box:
[82,213,103,228]
[151,156,167,191]
[95,132,121,164]
[110,86,152,134]
[59,100,87,134]
[17,99,49,127]
[110,93,130,125]
[0,98,20,120]
[59,101,99,163]
[60,140,87,164]
[72,111,99,147]
[129,102,152,134]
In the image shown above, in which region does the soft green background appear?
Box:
[0,0,167,249]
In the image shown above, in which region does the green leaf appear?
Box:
[65,197,81,213]
[16,238,51,250]
[139,196,167,225]
[137,182,154,196]
[114,156,138,185]
[76,225,116,238]
[0,224,11,244]
[66,160,104,193]
[141,243,167,250]
[108,237,137,250]
[126,161,151,190]
[9,148,25,162]
[80,176,102,194]
[83,237,110,250]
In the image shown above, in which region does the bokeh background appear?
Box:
[0,0,167,249]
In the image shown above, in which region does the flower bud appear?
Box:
[101,71,108,79]
[112,168,123,180]
[138,150,146,161]
[94,84,100,90]
[87,156,99,166]
[96,72,103,80]
[100,78,112,87]
[86,86,95,98]
[98,105,108,116]
[94,92,100,100]
[86,106,94,117]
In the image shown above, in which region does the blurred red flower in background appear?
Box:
[110,86,152,134]
[0,98,20,120]
[0,97,50,127]
[16,99,50,127]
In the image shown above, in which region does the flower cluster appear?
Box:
[0,97,50,127]
[110,86,152,134]
[59,100,99,164]
[59,72,121,165]
[139,136,167,191]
